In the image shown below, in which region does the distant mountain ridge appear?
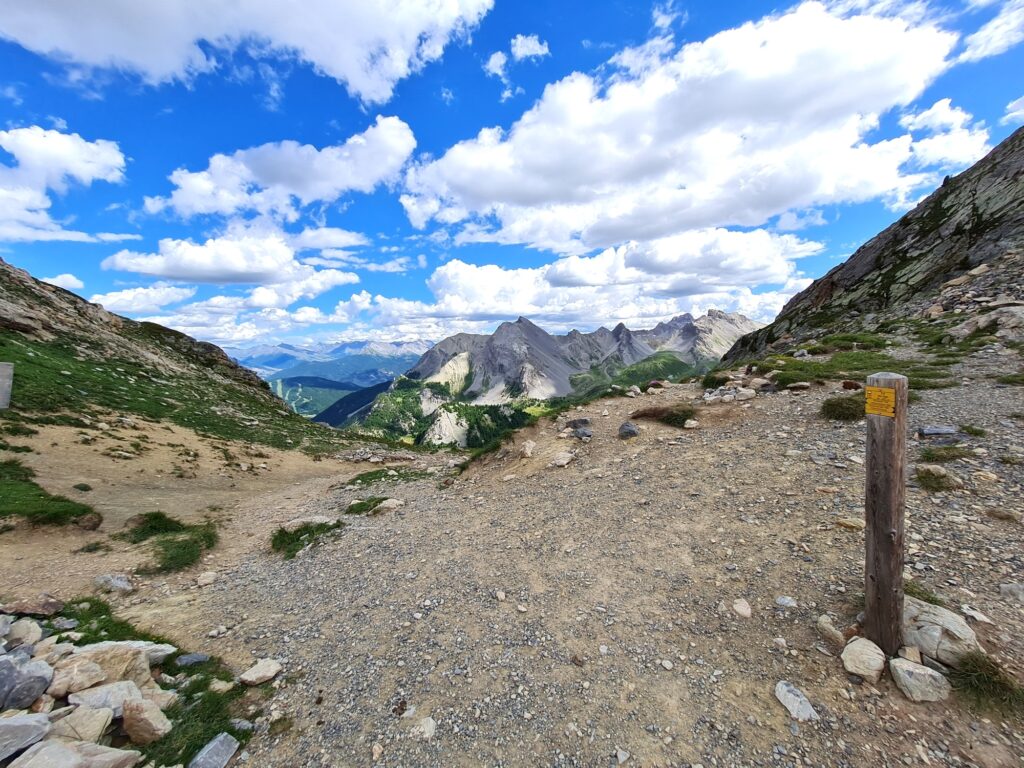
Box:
[407,310,760,404]
[226,339,432,378]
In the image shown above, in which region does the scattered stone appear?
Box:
[899,646,923,664]
[188,732,239,768]
[7,618,42,648]
[961,605,993,624]
[0,713,49,761]
[48,657,107,697]
[94,574,134,594]
[519,440,536,458]
[774,681,819,721]
[618,422,640,439]
[196,572,218,587]
[842,380,864,390]
[413,716,437,740]
[566,418,591,429]
[0,654,53,710]
[732,598,752,619]
[616,748,631,764]
[376,498,405,512]
[9,740,141,768]
[239,658,282,686]
[2,595,64,617]
[999,583,1024,604]
[841,638,886,684]
[68,680,143,718]
[660,659,674,670]
[890,658,952,702]
[208,679,234,694]
[775,596,798,609]
[816,615,845,648]
[123,698,173,745]
[48,705,114,743]
[903,595,983,666]
[281,515,338,533]
[551,452,575,468]
[917,425,957,437]
[793,349,809,358]
[372,742,384,761]
[786,382,811,390]
[175,653,211,668]
[836,517,865,531]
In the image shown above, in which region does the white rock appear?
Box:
[890,658,951,702]
[731,598,751,619]
[841,638,886,684]
[774,681,819,721]
[74,640,177,666]
[8,740,141,768]
[519,440,536,458]
[902,596,982,666]
[196,572,218,587]
[48,705,114,743]
[68,681,143,718]
[551,452,575,468]
[660,659,674,670]
[413,716,437,740]
[376,498,405,512]
[239,658,282,686]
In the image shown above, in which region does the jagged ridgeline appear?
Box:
[327,312,760,447]
[725,125,1024,362]
[0,258,345,452]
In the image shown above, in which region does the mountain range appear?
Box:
[406,310,759,404]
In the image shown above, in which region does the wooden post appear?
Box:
[863,372,908,656]
[0,363,11,410]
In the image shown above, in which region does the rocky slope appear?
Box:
[0,257,340,450]
[725,125,1024,362]
[410,311,759,403]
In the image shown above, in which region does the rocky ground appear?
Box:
[3,340,1024,767]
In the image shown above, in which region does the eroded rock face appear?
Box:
[902,595,983,666]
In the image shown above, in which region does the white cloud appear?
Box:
[290,227,369,251]
[484,51,508,80]
[145,116,415,220]
[0,0,493,104]
[899,98,991,167]
[303,250,420,272]
[90,282,197,313]
[42,272,84,290]
[402,1,973,255]
[510,34,550,60]
[960,0,1024,62]
[776,209,827,230]
[0,85,21,106]
[0,125,129,242]
[1002,94,1024,125]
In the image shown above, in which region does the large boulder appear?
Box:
[9,740,141,768]
[68,681,143,718]
[903,595,983,666]
[73,640,176,667]
[0,653,54,710]
[890,658,952,702]
[48,705,114,743]
[48,658,107,698]
[841,638,886,683]
[122,698,172,745]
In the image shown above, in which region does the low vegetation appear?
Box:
[0,459,96,525]
[346,467,430,485]
[997,372,1024,385]
[915,467,960,492]
[116,511,219,573]
[630,403,696,427]
[949,651,1024,714]
[904,579,946,607]
[919,446,971,462]
[271,521,343,559]
[960,423,987,437]
[747,348,957,390]
[820,393,864,421]
[346,496,387,515]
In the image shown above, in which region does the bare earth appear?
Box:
[3,349,1024,767]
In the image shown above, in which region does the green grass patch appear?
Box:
[960,424,987,437]
[346,496,387,515]
[117,511,187,543]
[702,371,731,389]
[0,459,96,525]
[920,446,971,463]
[1,423,38,436]
[117,512,218,574]
[346,467,430,485]
[138,523,218,574]
[916,468,959,492]
[73,541,112,554]
[998,372,1024,386]
[271,521,343,559]
[949,651,1024,714]
[630,404,696,428]
[0,439,32,453]
[56,597,175,645]
[904,580,946,606]
[999,455,1023,466]
[820,393,864,421]
[748,349,957,390]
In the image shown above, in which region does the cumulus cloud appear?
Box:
[900,98,991,167]
[484,51,508,80]
[960,0,1024,62]
[145,116,416,220]
[1003,94,1024,125]
[90,282,197,313]
[0,125,130,243]
[0,0,493,104]
[510,34,550,60]
[402,1,982,255]
[42,273,84,290]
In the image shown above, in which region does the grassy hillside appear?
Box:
[269,376,355,417]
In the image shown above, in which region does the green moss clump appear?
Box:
[820,393,864,421]
[630,404,697,428]
[271,521,343,559]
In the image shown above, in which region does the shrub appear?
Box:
[701,372,730,389]
[960,424,987,437]
[271,521,343,559]
[630,404,696,428]
[919,446,971,463]
[138,523,218,574]
[820,393,864,421]
[118,511,186,543]
[346,496,387,515]
[949,651,1024,713]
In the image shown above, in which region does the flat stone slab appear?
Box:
[774,680,819,721]
[890,657,952,702]
[188,732,239,768]
[0,713,50,761]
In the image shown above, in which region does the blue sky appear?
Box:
[1,0,1022,347]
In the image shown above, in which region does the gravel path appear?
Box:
[179,343,1024,767]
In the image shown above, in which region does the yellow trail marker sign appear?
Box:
[864,385,896,418]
